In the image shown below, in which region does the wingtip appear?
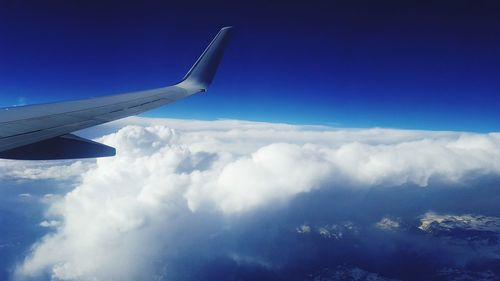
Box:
[179,26,233,90]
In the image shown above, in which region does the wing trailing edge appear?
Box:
[0,134,115,160]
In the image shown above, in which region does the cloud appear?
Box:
[296,224,312,234]
[376,217,401,231]
[12,117,500,280]
[296,222,359,240]
[39,220,61,228]
[0,159,94,181]
[419,212,500,233]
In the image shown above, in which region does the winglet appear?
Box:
[179,26,233,90]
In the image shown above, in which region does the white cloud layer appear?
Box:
[12,117,500,280]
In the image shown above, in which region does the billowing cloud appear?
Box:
[12,117,500,280]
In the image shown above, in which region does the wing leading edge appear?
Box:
[0,27,233,160]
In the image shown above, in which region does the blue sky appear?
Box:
[1,0,499,132]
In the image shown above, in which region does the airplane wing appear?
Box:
[0,27,233,160]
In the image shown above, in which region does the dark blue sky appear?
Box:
[1,0,499,132]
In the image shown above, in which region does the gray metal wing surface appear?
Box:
[0,27,233,160]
